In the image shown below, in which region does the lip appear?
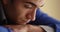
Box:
[26,19,31,23]
[17,19,31,25]
[22,19,31,24]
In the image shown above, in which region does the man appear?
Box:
[0,0,60,32]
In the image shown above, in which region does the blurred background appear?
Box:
[40,0,60,20]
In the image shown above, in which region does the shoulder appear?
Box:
[0,26,11,32]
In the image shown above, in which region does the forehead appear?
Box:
[19,0,43,7]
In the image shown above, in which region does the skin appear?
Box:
[5,25,44,32]
[3,0,44,25]
[2,0,44,32]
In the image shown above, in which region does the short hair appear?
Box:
[9,0,13,3]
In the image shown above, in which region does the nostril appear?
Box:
[26,12,36,21]
[26,14,32,19]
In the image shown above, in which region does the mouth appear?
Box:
[16,19,31,25]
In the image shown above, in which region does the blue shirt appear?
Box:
[29,8,60,32]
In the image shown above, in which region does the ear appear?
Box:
[2,0,9,5]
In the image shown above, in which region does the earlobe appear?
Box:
[2,0,8,5]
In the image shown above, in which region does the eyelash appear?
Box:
[24,4,33,9]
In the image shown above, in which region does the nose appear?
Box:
[31,9,36,21]
[26,8,37,21]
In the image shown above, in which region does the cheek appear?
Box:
[17,10,29,19]
[15,7,29,18]
[13,3,33,19]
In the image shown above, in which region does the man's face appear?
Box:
[4,0,43,24]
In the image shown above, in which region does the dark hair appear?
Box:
[0,0,7,25]
[0,0,16,25]
[9,0,14,3]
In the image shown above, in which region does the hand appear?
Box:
[27,25,45,32]
[5,25,45,32]
[5,25,28,32]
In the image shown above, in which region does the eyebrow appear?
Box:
[25,2,37,7]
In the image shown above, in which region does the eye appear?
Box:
[24,3,33,9]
